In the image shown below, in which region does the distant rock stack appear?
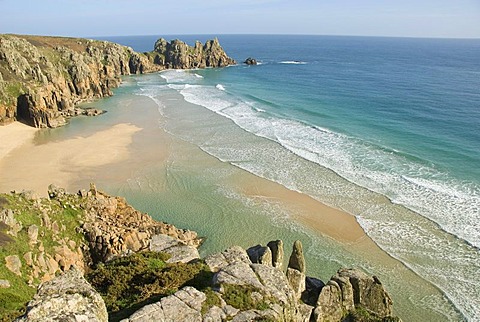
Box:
[152,37,236,69]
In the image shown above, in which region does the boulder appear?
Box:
[5,254,22,276]
[15,267,108,322]
[122,286,205,322]
[247,244,272,266]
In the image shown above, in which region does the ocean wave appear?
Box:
[279,61,307,65]
[159,78,480,321]
[216,84,226,91]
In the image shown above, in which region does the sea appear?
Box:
[79,35,479,321]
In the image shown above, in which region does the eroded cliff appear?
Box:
[0,34,236,128]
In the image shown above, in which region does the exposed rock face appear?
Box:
[0,34,235,127]
[153,37,236,69]
[15,267,108,322]
[313,269,395,322]
[247,244,273,266]
[0,34,160,127]
[267,239,284,269]
[73,184,202,265]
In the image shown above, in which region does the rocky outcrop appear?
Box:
[48,183,202,265]
[0,34,160,127]
[121,241,400,322]
[2,186,399,321]
[153,37,236,69]
[15,266,108,322]
[244,57,257,65]
[0,34,235,127]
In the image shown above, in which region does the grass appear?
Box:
[222,284,273,312]
[0,192,86,320]
[86,251,214,321]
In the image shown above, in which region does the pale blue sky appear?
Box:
[1,0,479,38]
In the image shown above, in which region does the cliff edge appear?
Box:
[0,34,236,127]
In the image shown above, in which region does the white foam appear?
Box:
[216,84,226,91]
[279,60,307,65]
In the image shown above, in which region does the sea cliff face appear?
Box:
[0,34,236,128]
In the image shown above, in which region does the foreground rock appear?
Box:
[0,34,235,127]
[2,186,400,321]
[15,267,108,322]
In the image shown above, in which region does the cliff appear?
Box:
[0,34,236,128]
[1,185,400,322]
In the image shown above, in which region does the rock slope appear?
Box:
[0,34,236,127]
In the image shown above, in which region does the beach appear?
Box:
[0,83,460,321]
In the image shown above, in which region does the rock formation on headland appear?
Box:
[0,34,236,127]
[0,185,401,321]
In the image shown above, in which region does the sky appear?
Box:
[1,0,479,39]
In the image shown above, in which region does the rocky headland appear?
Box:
[0,34,235,128]
[0,185,401,322]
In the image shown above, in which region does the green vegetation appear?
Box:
[201,287,222,315]
[86,251,214,321]
[222,284,273,311]
[0,192,85,321]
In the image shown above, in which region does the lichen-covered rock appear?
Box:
[288,240,306,273]
[267,239,284,269]
[15,267,108,322]
[121,286,205,322]
[205,245,251,272]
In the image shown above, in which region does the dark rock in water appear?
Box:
[244,57,257,65]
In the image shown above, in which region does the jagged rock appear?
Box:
[5,254,22,276]
[313,280,344,322]
[150,233,183,251]
[244,57,257,65]
[15,267,108,322]
[20,190,40,200]
[247,244,272,266]
[205,245,251,272]
[287,267,306,300]
[337,268,393,317]
[288,240,306,273]
[313,268,396,322]
[267,239,284,269]
[252,263,296,306]
[153,37,236,69]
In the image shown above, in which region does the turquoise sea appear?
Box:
[87,35,480,321]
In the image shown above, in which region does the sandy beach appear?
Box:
[0,122,141,196]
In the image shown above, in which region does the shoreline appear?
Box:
[0,92,459,321]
